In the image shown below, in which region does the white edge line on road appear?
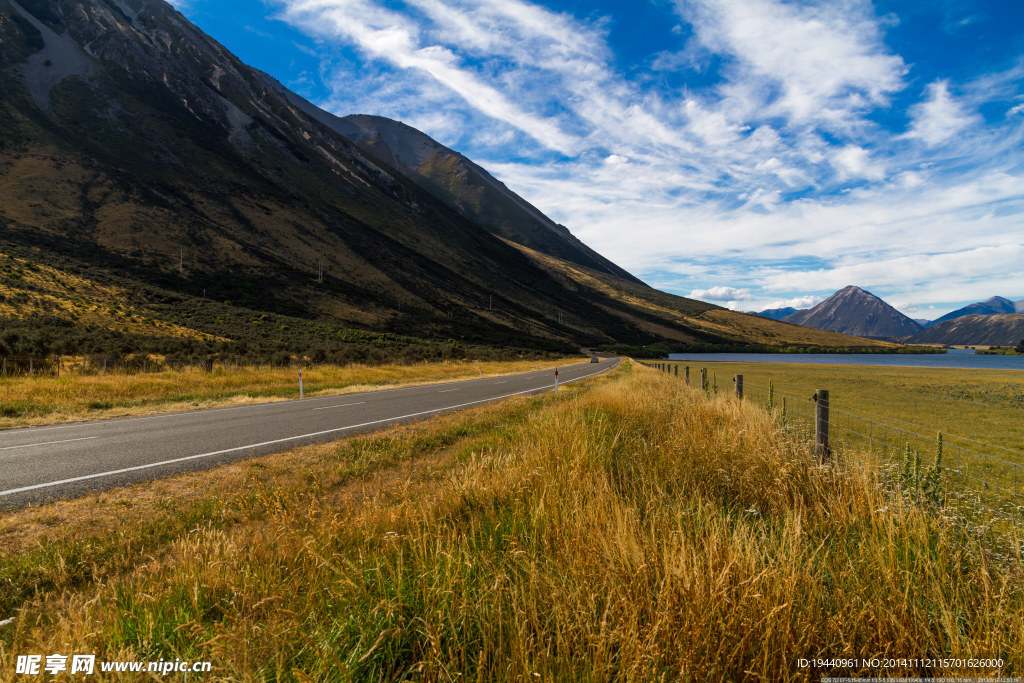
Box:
[437,388,461,393]
[4,362,604,436]
[312,402,366,411]
[0,361,617,498]
[0,436,98,452]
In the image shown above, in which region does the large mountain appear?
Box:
[930,296,1024,325]
[255,94,637,284]
[783,286,923,339]
[0,0,886,355]
[908,314,1024,346]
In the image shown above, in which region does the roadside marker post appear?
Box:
[555,368,559,392]
[299,369,304,399]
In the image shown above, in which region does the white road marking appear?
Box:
[0,361,618,499]
[0,436,97,452]
[312,402,366,411]
[6,365,586,434]
[437,388,461,393]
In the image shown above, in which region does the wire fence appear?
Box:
[642,361,1024,556]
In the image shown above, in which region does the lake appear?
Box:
[666,348,1024,370]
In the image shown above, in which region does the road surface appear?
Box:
[0,358,618,508]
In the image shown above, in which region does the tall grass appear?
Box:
[0,358,571,428]
[1,362,1021,680]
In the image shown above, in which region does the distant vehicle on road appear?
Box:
[590,356,600,363]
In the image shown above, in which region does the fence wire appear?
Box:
[644,362,1024,555]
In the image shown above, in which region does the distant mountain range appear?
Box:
[780,286,923,339]
[909,314,1024,346]
[751,290,1024,345]
[930,296,1024,325]
[751,307,797,321]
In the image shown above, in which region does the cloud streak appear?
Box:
[269,0,1024,317]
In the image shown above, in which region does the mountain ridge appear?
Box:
[931,296,1024,325]
[783,286,923,339]
[0,0,890,357]
[909,314,1024,346]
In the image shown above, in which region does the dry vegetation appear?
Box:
[0,251,220,340]
[0,358,572,429]
[1,362,1021,680]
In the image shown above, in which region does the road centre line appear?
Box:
[0,362,617,499]
[0,436,98,451]
[437,388,461,393]
[312,402,366,411]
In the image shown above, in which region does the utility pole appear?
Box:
[489,294,493,310]
[179,248,183,274]
[317,260,323,282]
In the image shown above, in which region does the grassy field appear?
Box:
[0,358,576,429]
[657,359,1024,463]
[1,361,1021,680]
[654,359,1024,547]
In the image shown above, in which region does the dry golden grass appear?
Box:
[0,251,222,341]
[0,358,574,429]
[0,362,1021,680]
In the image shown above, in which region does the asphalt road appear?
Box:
[0,357,618,508]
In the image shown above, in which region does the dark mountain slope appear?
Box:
[257,89,637,283]
[0,0,887,355]
[0,0,628,347]
[909,314,1024,346]
[783,286,922,339]
[931,296,1021,325]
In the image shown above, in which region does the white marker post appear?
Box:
[299,369,304,398]
[555,368,559,392]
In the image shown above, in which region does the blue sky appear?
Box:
[169,0,1024,318]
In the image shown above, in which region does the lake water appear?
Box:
[666,348,1024,370]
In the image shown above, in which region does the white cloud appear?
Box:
[689,286,754,301]
[906,80,980,146]
[268,0,1024,317]
[764,295,821,310]
[833,145,884,181]
[279,0,578,153]
[680,0,906,125]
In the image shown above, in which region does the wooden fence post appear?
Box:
[684,366,689,385]
[815,389,830,463]
[674,365,678,377]
[734,374,743,400]
[700,368,707,392]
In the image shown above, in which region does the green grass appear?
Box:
[1,362,1022,680]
